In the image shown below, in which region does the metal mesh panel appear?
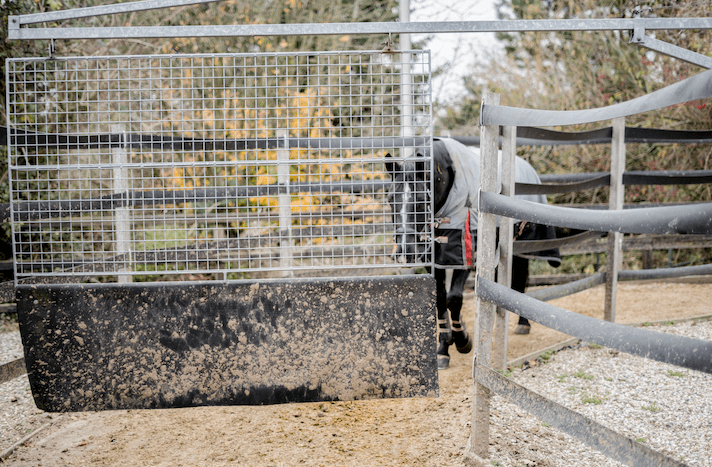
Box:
[7,51,432,281]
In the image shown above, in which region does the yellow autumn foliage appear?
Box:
[291,194,320,213]
[257,174,277,185]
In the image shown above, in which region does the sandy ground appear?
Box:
[3,280,712,467]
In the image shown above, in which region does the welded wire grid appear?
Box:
[7,51,432,281]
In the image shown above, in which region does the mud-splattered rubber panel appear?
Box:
[17,276,437,412]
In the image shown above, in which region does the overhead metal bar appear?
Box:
[629,7,712,70]
[630,31,712,69]
[12,0,223,25]
[8,18,712,41]
[12,0,222,27]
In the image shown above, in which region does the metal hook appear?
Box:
[381,32,400,54]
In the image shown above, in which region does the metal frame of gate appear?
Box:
[8,48,441,410]
[6,50,433,282]
[7,46,438,411]
[6,1,445,410]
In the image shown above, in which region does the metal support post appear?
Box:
[112,125,132,283]
[399,0,413,155]
[278,129,294,278]
[467,91,500,464]
[493,125,515,370]
[604,117,625,322]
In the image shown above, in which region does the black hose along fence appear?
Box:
[467,69,712,466]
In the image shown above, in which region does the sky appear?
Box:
[409,0,504,105]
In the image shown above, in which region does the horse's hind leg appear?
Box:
[512,255,532,335]
[434,268,454,369]
[448,268,473,354]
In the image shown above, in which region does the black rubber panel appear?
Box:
[2,129,429,151]
[17,275,437,412]
[4,170,712,222]
[7,127,712,150]
[526,264,712,302]
[513,230,605,255]
[10,181,391,221]
[518,171,712,196]
[539,170,712,185]
[515,175,611,195]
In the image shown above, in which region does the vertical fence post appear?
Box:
[399,0,413,154]
[467,90,500,464]
[112,125,132,284]
[278,129,294,278]
[493,125,516,371]
[604,117,625,322]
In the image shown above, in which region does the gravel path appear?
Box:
[1,319,711,466]
[488,318,712,467]
[0,374,53,457]
[0,331,23,366]
[0,329,57,456]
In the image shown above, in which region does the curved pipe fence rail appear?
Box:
[469,71,712,467]
[480,68,712,127]
[482,191,712,235]
[480,278,712,374]
[527,263,712,303]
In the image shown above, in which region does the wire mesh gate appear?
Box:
[10,50,439,409]
[7,50,433,281]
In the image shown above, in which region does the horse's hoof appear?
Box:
[437,354,450,370]
[514,324,531,335]
[455,333,473,354]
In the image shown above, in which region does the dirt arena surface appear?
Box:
[3,280,711,467]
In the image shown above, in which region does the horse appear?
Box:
[386,138,560,370]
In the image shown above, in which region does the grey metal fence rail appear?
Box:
[482,192,712,234]
[480,68,712,127]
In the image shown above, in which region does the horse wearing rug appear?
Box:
[387,138,560,369]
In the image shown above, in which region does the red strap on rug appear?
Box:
[465,211,474,266]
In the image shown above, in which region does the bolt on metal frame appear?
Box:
[6,51,433,282]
